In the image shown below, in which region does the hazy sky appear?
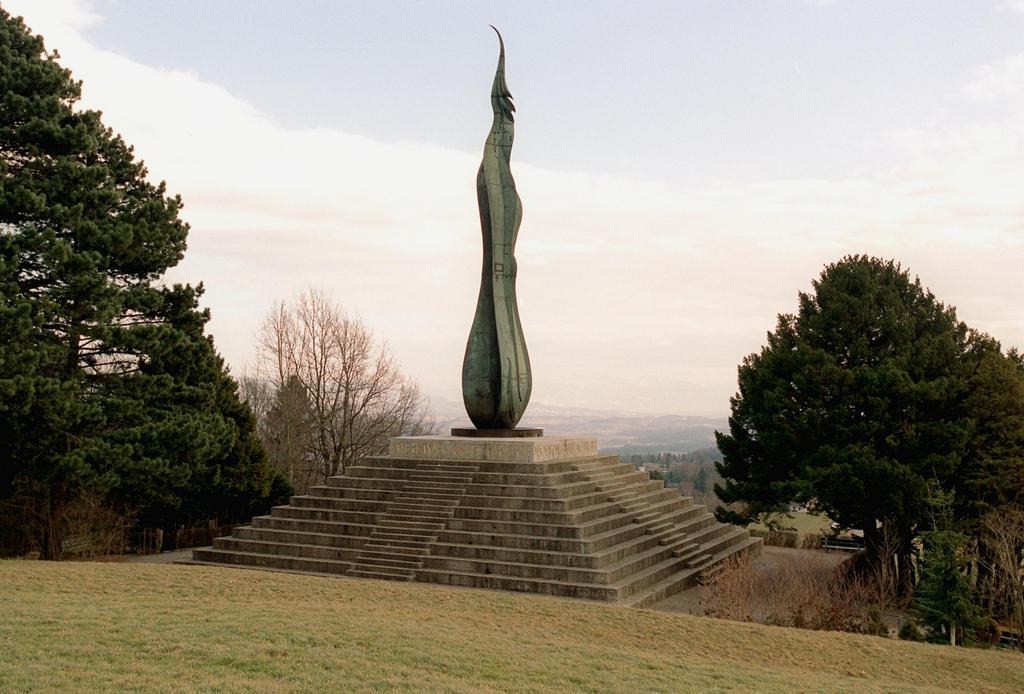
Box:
[7,0,1024,416]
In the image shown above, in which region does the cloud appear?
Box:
[6,0,1024,417]
[963,54,1024,104]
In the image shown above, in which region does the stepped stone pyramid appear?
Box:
[191,436,761,607]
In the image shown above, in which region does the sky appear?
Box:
[6,0,1024,417]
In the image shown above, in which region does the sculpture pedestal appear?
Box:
[191,433,760,606]
[390,434,593,463]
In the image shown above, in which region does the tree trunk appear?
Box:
[949,623,956,647]
[39,481,67,560]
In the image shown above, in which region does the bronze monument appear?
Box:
[459,28,536,436]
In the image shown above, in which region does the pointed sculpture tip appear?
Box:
[489,25,505,55]
[488,25,514,116]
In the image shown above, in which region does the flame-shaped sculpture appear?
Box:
[461,27,532,430]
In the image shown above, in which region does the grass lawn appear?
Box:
[2,561,1022,692]
[753,511,834,536]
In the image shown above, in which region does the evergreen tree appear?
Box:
[0,9,287,557]
[957,339,1024,523]
[915,489,980,646]
[715,256,972,586]
[694,465,709,494]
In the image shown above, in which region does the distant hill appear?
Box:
[428,396,725,454]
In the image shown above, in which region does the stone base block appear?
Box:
[388,435,597,463]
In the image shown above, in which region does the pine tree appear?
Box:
[958,339,1024,523]
[915,489,980,646]
[715,256,973,588]
[0,9,287,557]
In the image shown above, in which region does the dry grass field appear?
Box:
[1,560,1022,693]
[753,511,834,536]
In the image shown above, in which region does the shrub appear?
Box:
[702,552,894,634]
[899,618,925,642]
[802,532,824,550]
[749,528,799,548]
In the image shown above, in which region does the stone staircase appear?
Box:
[347,462,477,581]
[189,436,760,607]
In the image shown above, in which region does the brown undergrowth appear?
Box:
[702,551,898,634]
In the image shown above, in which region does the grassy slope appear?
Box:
[1,562,1022,693]
[753,511,833,536]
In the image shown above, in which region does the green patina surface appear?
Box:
[462,28,532,430]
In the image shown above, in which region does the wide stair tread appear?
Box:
[353,555,423,569]
[192,547,352,574]
[623,534,762,608]
[362,543,431,556]
[369,532,436,545]
[414,567,617,599]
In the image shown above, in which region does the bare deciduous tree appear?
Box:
[253,289,434,487]
[980,507,1024,650]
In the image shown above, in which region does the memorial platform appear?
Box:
[188,436,761,607]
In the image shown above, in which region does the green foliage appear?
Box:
[712,255,1024,593]
[0,9,287,556]
[625,448,724,506]
[957,340,1024,523]
[914,489,981,646]
[898,618,925,642]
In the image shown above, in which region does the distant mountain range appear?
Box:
[428,396,726,454]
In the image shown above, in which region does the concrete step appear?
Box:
[570,459,629,472]
[407,474,474,484]
[192,547,352,575]
[686,553,712,568]
[392,492,463,503]
[251,515,376,538]
[602,537,695,584]
[378,519,445,531]
[593,472,651,493]
[400,482,468,494]
[447,489,679,526]
[270,506,379,523]
[362,543,431,557]
[645,521,673,535]
[381,507,454,520]
[461,479,613,501]
[324,477,408,491]
[430,541,595,569]
[610,552,691,599]
[212,537,359,562]
[414,567,619,601]
[369,531,437,546]
[615,526,758,601]
[233,526,367,549]
[423,533,694,585]
[348,568,414,581]
[671,543,700,558]
[445,495,690,539]
[352,555,423,570]
[389,501,459,511]
[415,463,479,472]
[289,495,387,512]
[624,535,763,608]
[306,485,392,501]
